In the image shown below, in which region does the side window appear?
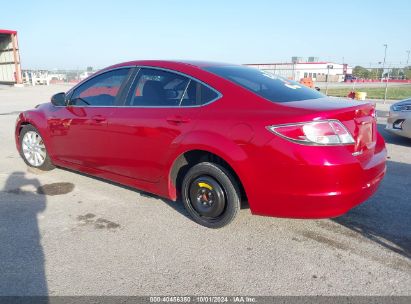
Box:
[180,80,219,107]
[70,68,130,106]
[127,68,189,107]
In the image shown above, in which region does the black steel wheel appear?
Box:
[182,162,241,228]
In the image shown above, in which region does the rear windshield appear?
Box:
[204,66,324,103]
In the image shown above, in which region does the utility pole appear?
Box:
[325,65,333,95]
[384,70,389,103]
[381,44,388,82]
[406,50,410,66]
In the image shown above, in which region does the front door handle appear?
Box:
[91,115,106,123]
[166,116,190,124]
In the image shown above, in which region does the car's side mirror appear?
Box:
[51,92,67,106]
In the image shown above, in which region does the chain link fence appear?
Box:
[247,64,411,101]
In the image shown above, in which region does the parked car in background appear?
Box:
[344,74,357,82]
[15,60,386,228]
[386,97,411,139]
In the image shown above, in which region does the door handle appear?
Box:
[166,116,190,124]
[91,115,106,123]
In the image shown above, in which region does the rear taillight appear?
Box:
[267,120,355,145]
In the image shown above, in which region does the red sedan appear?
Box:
[15,60,386,228]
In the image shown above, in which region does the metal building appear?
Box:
[0,29,22,84]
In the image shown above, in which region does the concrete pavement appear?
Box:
[0,85,410,296]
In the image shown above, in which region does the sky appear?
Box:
[1,0,410,70]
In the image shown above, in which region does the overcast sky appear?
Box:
[2,0,410,70]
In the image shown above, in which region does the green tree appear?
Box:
[370,68,383,79]
[404,66,411,80]
[352,66,371,78]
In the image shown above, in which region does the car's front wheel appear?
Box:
[182,162,241,228]
[19,125,55,171]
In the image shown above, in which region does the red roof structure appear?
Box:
[0,29,17,35]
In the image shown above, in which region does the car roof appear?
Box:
[69,60,243,97]
[107,60,236,70]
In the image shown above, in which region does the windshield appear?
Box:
[204,65,324,103]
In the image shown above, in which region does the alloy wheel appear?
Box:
[22,131,47,167]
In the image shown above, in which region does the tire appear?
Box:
[182,162,241,228]
[19,124,55,171]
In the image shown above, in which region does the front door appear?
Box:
[48,68,132,170]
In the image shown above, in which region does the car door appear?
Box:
[106,67,220,182]
[48,68,133,170]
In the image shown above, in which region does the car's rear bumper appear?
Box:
[242,135,387,218]
[249,167,385,218]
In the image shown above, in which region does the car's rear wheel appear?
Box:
[19,125,55,171]
[182,162,241,228]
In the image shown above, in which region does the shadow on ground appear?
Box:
[59,167,191,220]
[0,172,49,299]
[333,158,411,259]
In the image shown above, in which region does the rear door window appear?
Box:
[180,80,219,106]
[127,68,190,107]
[126,68,220,107]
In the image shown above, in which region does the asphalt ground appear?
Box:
[0,84,410,296]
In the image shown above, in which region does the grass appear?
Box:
[326,85,411,100]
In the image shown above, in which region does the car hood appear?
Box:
[392,98,411,106]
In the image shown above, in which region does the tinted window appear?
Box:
[70,68,131,106]
[126,68,219,107]
[204,66,324,103]
[180,81,219,106]
[127,68,190,107]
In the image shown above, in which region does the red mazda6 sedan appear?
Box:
[15,60,386,228]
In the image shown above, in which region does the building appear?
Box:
[0,29,22,85]
[245,58,353,82]
[79,71,95,80]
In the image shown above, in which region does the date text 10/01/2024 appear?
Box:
[149,296,257,303]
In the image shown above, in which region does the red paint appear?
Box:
[245,62,332,65]
[348,79,411,83]
[15,60,386,219]
[0,29,17,34]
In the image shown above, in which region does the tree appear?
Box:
[352,66,371,79]
[370,68,383,79]
[404,66,411,80]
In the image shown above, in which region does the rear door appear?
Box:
[107,67,220,182]
[49,68,133,169]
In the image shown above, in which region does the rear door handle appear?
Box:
[91,115,106,122]
[166,116,190,124]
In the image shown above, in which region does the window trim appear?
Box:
[179,79,191,107]
[123,66,222,108]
